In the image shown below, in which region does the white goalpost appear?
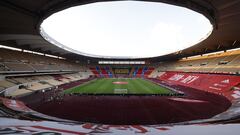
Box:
[114,89,128,94]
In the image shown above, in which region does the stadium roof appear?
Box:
[0,0,240,62]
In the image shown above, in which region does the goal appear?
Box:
[114,89,128,94]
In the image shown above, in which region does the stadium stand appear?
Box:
[143,67,154,77]
[90,66,114,77]
[100,67,108,77]
[0,48,94,97]
[132,67,138,77]
[136,67,143,77]
[0,48,88,73]
[155,71,240,100]
[90,67,100,77]
[0,80,15,89]
[105,66,114,77]
[9,89,33,97]
[131,66,154,78]
[90,66,154,78]
[153,50,240,74]
[2,71,93,97]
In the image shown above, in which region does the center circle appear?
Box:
[112,81,128,84]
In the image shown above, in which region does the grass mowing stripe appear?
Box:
[136,79,154,94]
[144,79,172,93]
[64,78,173,94]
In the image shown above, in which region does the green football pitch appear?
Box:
[64,78,174,94]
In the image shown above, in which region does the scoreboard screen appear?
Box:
[114,69,129,74]
[112,67,131,74]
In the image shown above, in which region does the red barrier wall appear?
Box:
[0,97,33,112]
[159,72,240,100]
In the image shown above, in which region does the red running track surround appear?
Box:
[19,78,231,125]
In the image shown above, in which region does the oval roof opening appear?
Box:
[41,1,212,58]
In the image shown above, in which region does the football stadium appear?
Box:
[0,0,240,134]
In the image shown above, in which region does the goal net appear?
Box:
[114,89,128,94]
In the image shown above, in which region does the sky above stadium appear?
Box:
[41,1,212,58]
